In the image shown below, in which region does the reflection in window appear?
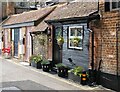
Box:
[70,28,75,36]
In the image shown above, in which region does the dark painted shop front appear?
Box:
[51,19,90,70]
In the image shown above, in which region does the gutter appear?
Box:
[45,16,89,24]
[2,21,35,28]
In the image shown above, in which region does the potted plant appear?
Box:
[68,66,84,83]
[29,55,36,67]
[30,55,42,69]
[56,63,69,78]
[57,35,64,46]
[70,37,80,47]
[41,59,51,72]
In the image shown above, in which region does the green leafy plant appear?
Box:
[57,31,64,46]
[29,55,36,61]
[35,54,43,63]
[57,36,64,45]
[70,37,81,46]
[29,55,42,63]
[69,66,84,77]
[41,59,50,65]
[56,63,69,69]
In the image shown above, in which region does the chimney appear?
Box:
[6,2,15,16]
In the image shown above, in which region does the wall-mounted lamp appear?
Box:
[47,28,51,36]
[48,38,52,42]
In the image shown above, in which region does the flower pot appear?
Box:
[35,62,42,69]
[31,61,42,69]
[57,67,68,78]
[68,72,81,83]
[31,61,36,67]
[42,64,50,72]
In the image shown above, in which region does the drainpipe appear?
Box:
[91,30,94,71]
[30,33,33,55]
[88,28,94,70]
[87,28,96,86]
[116,22,119,92]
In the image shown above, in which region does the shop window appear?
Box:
[68,26,83,50]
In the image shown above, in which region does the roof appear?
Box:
[32,2,98,32]
[45,2,98,22]
[3,6,56,26]
[31,21,48,32]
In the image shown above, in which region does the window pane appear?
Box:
[77,28,82,36]
[69,38,82,47]
[69,26,83,50]
[118,1,120,8]
[105,0,110,12]
[70,28,75,36]
[112,2,118,9]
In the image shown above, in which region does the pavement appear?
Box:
[0,56,114,91]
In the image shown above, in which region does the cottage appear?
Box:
[44,2,98,69]
[2,6,55,61]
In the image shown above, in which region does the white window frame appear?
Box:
[110,0,120,11]
[68,26,83,50]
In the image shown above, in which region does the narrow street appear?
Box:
[0,57,95,91]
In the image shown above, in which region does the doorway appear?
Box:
[53,26,63,64]
[14,28,19,57]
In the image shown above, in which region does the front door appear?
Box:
[53,26,63,64]
[14,28,19,57]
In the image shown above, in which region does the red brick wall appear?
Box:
[118,24,120,76]
[89,0,120,75]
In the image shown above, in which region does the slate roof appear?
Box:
[45,2,98,21]
[3,6,56,26]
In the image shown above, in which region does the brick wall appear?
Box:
[118,29,120,76]
[6,2,15,16]
[90,0,120,75]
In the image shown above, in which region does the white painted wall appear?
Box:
[19,28,24,54]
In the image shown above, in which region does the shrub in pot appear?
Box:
[29,55,42,69]
[56,63,69,78]
[29,55,36,67]
[41,60,51,72]
[68,66,84,83]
